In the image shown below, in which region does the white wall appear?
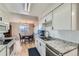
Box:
[8,13,38,25]
[11,22,34,40]
[50,30,79,43]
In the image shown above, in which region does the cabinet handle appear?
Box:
[40,43,41,46]
[45,19,47,22]
[52,26,54,30]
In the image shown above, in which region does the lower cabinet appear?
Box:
[0,47,6,56]
[35,36,46,56]
[40,41,46,56]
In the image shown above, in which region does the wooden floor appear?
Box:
[15,39,35,56]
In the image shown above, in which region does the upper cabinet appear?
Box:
[72,3,79,30]
[40,3,79,31]
[52,3,79,31]
[0,21,9,33]
[52,4,72,30]
[0,15,10,33]
[45,12,52,22]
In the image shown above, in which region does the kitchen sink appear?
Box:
[40,36,55,41]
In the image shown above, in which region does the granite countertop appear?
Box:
[43,38,78,54]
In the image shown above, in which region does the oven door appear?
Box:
[46,44,63,56]
[46,47,58,56]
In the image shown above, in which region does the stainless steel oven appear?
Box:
[46,47,57,56]
[46,44,60,56]
[46,44,77,56]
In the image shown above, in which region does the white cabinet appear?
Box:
[45,12,52,22]
[0,46,6,56]
[52,3,79,30]
[35,36,40,52]
[42,12,52,32]
[39,3,79,31]
[0,21,9,33]
[40,3,72,31]
[72,3,79,30]
[41,17,45,24]
[40,40,46,56]
[52,4,72,30]
[35,35,46,56]
[35,35,41,54]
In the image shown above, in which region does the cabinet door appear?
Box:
[52,4,72,30]
[41,18,45,24]
[35,36,41,55]
[35,38,38,48]
[35,36,39,50]
[46,12,52,22]
[0,47,6,56]
[40,41,46,56]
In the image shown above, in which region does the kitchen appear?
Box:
[0,3,79,56]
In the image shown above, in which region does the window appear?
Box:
[19,24,29,33]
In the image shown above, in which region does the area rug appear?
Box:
[28,47,40,56]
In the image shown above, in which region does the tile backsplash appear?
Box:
[50,30,79,43]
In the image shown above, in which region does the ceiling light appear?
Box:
[24,3,31,12]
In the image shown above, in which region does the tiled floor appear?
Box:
[15,39,35,56]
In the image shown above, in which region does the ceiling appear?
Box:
[0,3,55,18]
[30,3,53,17]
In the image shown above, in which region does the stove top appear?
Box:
[3,40,12,44]
[45,39,78,55]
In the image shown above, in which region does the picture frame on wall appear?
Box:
[0,17,2,21]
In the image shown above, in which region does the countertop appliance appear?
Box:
[38,30,45,37]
